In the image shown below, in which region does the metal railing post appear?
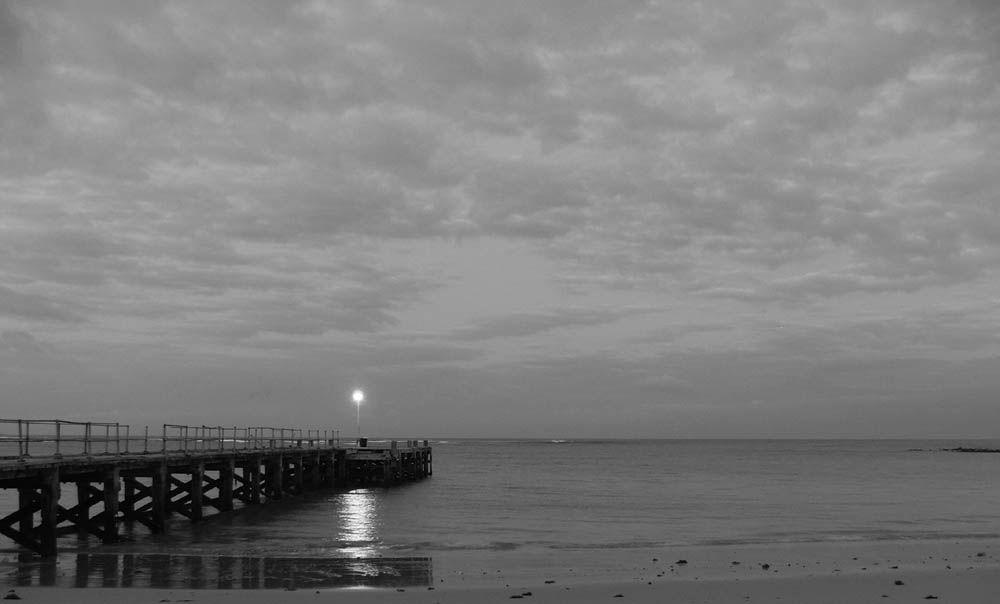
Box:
[55,421,61,457]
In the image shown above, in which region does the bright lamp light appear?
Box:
[352,389,365,404]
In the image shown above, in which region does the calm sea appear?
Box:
[3,439,1000,588]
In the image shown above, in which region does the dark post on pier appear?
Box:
[0,419,432,557]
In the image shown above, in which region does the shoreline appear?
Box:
[5,567,1000,604]
[4,537,1000,602]
[426,536,1000,587]
[5,536,999,588]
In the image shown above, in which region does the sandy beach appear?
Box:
[5,539,999,604]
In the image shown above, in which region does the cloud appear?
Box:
[0,285,85,323]
[0,0,21,70]
[1,329,50,355]
[0,0,998,436]
[451,307,653,341]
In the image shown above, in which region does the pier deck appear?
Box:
[0,419,431,557]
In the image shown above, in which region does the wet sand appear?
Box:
[4,539,999,603]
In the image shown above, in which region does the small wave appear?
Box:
[697,531,1000,548]
[331,539,381,548]
[386,540,533,553]
[548,540,668,551]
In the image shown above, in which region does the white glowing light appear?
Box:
[352,389,365,404]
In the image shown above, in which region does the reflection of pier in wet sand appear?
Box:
[3,553,434,589]
[0,419,432,556]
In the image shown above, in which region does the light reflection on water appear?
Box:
[336,489,379,557]
[0,552,433,589]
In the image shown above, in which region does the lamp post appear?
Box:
[352,389,364,444]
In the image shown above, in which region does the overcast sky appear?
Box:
[1,0,998,438]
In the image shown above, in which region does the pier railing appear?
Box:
[0,419,340,460]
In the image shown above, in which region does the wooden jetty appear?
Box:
[0,419,431,557]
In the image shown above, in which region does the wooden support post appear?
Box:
[265,455,282,500]
[336,452,347,483]
[190,461,204,521]
[293,455,304,494]
[218,458,235,512]
[102,467,120,543]
[38,469,59,556]
[75,482,90,535]
[17,487,33,536]
[246,460,261,504]
[122,478,135,517]
[309,452,320,489]
[150,462,168,532]
[322,451,336,486]
[383,458,394,484]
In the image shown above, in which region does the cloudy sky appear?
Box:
[1,0,998,438]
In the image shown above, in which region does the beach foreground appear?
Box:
[6,568,1000,604]
[5,540,1000,604]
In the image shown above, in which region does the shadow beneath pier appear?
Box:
[2,552,434,590]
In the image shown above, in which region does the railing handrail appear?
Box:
[0,419,341,460]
